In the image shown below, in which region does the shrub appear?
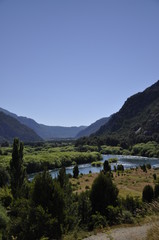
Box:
[146,164,151,169]
[108,158,118,163]
[123,195,141,214]
[154,184,159,198]
[142,185,154,202]
[90,173,118,215]
[106,205,121,225]
[90,212,107,229]
[0,187,13,207]
[121,210,134,224]
[0,203,9,229]
[153,173,157,181]
[117,164,124,171]
[140,164,147,172]
[0,167,9,188]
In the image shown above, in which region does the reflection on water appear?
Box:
[28,154,159,181]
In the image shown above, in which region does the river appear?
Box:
[28,154,159,181]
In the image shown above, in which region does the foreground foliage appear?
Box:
[1,139,159,239]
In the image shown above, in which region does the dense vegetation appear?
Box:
[0,138,159,239]
[75,140,159,158]
[0,142,101,174]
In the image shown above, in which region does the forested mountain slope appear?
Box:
[76,117,111,138]
[95,80,159,143]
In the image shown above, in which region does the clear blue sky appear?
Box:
[1,0,159,126]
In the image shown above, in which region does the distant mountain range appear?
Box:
[0,108,111,142]
[76,117,111,138]
[95,80,159,143]
[1,80,158,143]
[0,108,87,141]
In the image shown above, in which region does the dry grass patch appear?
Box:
[70,168,159,198]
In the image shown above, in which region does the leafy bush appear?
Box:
[117,164,124,171]
[140,164,147,172]
[121,210,134,224]
[142,185,154,202]
[91,161,103,167]
[90,212,107,229]
[0,187,13,207]
[0,203,9,229]
[153,173,157,181]
[122,195,142,214]
[154,184,159,198]
[108,158,118,163]
[106,205,121,225]
[0,167,9,187]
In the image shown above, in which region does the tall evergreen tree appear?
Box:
[10,138,25,198]
[73,164,79,178]
[103,160,111,174]
[58,166,67,188]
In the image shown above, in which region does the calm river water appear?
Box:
[28,154,159,181]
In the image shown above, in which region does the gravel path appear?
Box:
[84,223,153,240]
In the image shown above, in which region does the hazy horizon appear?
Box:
[1,0,159,126]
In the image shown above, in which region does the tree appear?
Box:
[73,164,79,178]
[58,166,68,188]
[103,160,111,174]
[10,138,25,198]
[78,191,91,225]
[0,167,9,187]
[31,170,64,222]
[142,185,154,202]
[154,184,159,198]
[117,164,124,171]
[90,173,118,215]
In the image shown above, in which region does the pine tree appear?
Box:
[103,160,111,174]
[10,138,25,198]
[73,164,79,178]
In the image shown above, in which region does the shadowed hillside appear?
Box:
[76,117,111,138]
[0,112,42,142]
[0,108,86,140]
[95,80,159,143]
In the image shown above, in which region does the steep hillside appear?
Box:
[76,117,111,138]
[0,112,42,142]
[95,80,159,143]
[0,108,86,140]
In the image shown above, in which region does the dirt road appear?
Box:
[84,223,153,240]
